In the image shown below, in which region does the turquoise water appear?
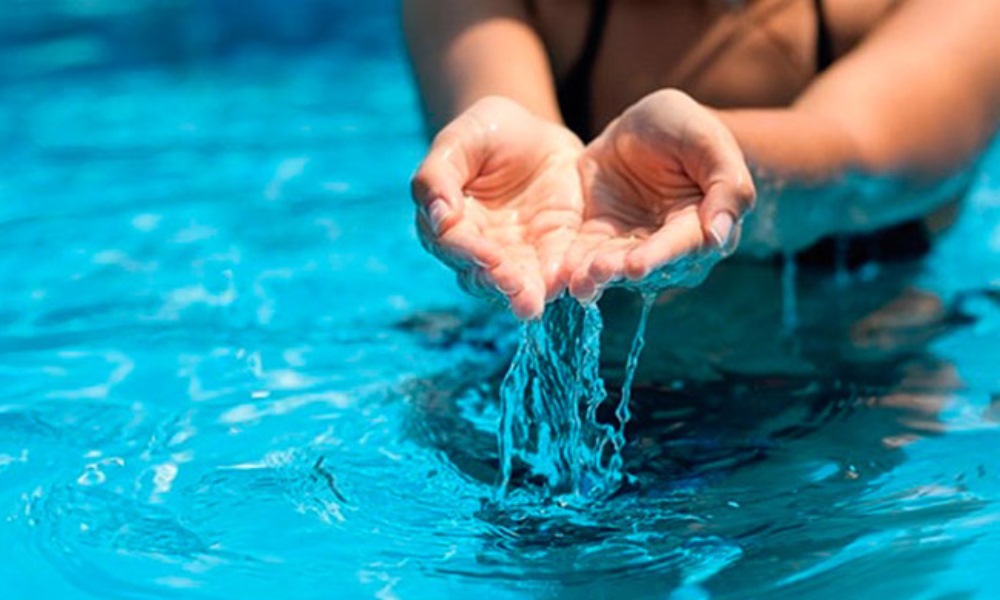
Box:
[3,4,1000,599]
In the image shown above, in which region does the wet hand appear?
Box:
[564,89,756,301]
[411,96,585,320]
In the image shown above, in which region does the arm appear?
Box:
[715,0,1000,254]
[403,0,757,304]
[401,0,561,132]
[402,1,587,318]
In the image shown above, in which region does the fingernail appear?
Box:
[709,213,734,249]
[496,276,521,295]
[579,286,604,305]
[575,280,600,305]
[472,255,494,269]
[625,260,648,281]
[427,198,448,235]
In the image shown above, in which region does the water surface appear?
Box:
[2,5,1000,599]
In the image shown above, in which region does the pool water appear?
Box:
[3,4,1000,599]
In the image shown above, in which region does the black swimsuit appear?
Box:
[542,0,930,268]
[556,0,611,141]
[554,0,835,140]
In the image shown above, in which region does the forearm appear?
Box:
[712,0,1000,255]
[401,0,561,133]
[716,107,982,255]
[717,108,864,184]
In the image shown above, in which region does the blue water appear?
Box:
[3,4,1000,599]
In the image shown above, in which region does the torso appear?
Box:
[529,0,902,137]
[529,0,949,269]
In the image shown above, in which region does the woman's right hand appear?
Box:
[411,96,585,320]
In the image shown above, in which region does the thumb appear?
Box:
[410,113,490,235]
[697,161,755,256]
[673,101,756,255]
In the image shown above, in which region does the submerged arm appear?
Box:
[715,0,1000,254]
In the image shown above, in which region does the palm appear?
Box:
[415,92,753,316]
[565,126,707,300]
[564,90,754,300]
[412,97,585,318]
[462,148,583,303]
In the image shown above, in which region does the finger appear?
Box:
[533,250,567,304]
[561,221,615,295]
[623,215,705,281]
[421,195,466,239]
[568,248,602,302]
[455,260,543,321]
[570,240,634,302]
[507,270,546,321]
[698,175,755,256]
[411,154,465,232]
[533,228,577,303]
[542,260,567,303]
[587,245,631,288]
[487,259,527,297]
[561,237,591,289]
[456,265,524,300]
[410,113,489,223]
[690,128,756,254]
[416,211,503,271]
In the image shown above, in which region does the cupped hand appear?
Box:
[411,96,584,319]
[564,89,756,301]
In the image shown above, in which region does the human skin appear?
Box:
[403,0,1000,319]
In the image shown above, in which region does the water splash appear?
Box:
[497,251,725,504]
[498,297,615,503]
[496,294,659,503]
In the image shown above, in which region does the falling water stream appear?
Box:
[498,258,710,503]
[497,297,617,502]
[494,225,877,506]
[605,292,656,477]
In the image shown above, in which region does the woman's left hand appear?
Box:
[564,89,756,301]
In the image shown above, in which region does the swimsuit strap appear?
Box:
[552,0,830,136]
[557,0,611,141]
[814,0,835,72]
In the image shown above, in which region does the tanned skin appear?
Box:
[404,0,1000,319]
